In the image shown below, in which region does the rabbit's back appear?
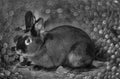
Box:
[45,25,94,52]
[48,25,90,39]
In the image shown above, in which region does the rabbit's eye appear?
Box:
[25,37,32,45]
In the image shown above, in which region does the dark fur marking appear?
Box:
[25,11,35,32]
[16,36,29,53]
[30,24,38,37]
[40,33,54,48]
[70,42,81,52]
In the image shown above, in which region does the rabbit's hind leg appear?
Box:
[67,42,93,68]
[67,53,93,68]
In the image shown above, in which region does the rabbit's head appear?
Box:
[12,11,46,56]
[13,34,43,56]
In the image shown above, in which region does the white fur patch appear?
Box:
[68,53,82,67]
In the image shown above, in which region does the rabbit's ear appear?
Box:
[35,17,44,24]
[25,11,36,33]
[35,17,44,30]
[30,17,45,37]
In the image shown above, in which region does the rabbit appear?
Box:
[13,24,95,69]
[12,11,96,69]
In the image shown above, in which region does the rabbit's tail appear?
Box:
[88,39,107,62]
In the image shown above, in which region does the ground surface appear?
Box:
[0,0,120,79]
